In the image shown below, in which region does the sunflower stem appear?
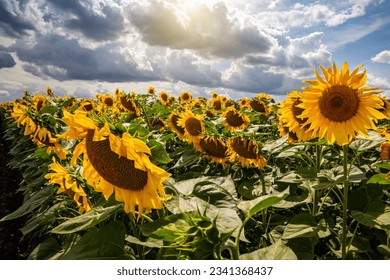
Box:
[341,144,350,260]
[313,145,322,214]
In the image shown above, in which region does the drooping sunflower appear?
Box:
[299,62,387,146]
[278,90,312,142]
[167,112,186,141]
[158,91,170,106]
[227,137,267,169]
[380,141,390,161]
[45,158,92,213]
[118,93,141,116]
[378,96,390,117]
[176,110,205,145]
[197,136,230,168]
[221,107,250,132]
[32,125,68,160]
[178,91,193,103]
[249,97,269,115]
[278,121,300,143]
[46,86,54,97]
[80,98,94,113]
[32,94,46,112]
[59,110,171,217]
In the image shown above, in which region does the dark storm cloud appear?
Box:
[0,0,36,37]
[0,51,16,68]
[46,0,126,41]
[9,34,164,82]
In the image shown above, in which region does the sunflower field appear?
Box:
[1,62,390,260]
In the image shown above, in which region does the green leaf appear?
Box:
[60,221,126,260]
[285,237,316,260]
[148,139,172,164]
[351,202,390,230]
[39,106,58,115]
[125,236,163,248]
[349,131,385,151]
[20,202,66,236]
[28,237,62,260]
[240,240,297,260]
[282,213,319,239]
[274,184,312,209]
[0,187,55,221]
[51,204,122,234]
[377,245,390,258]
[367,173,390,185]
[237,188,290,218]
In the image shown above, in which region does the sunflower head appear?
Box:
[380,141,390,161]
[198,136,229,168]
[249,98,269,115]
[118,93,141,116]
[167,112,186,140]
[227,137,267,169]
[147,86,156,95]
[299,62,387,145]
[222,107,250,132]
[209,96,224,112]
[80,98,94,113]
[177,110,205,144]
[32,94,47,112]
[179,91,193,103]
[102,93,115,107]
[159,91,170,105]
[46,86,54,97]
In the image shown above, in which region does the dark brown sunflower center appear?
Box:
[104,98,114,107]
[171,114,185,135]
[213,100,222,110]
[292,99,308,124]
[319,85,360,122]
[250,100,266,112]
[200,138,228,158]
[36,100,44,112]
[231,138,258,159]
[185,117,202,136]
[85,130,147,191]
[161,94,168,102]
[225,111,245,127]
[120,96,137,112]
[83,102,93,111]
[182,93,190,100]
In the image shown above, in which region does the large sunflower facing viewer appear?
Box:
[299,62,387,146]
[60,110,171,217]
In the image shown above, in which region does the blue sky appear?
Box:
[0,0,389,102]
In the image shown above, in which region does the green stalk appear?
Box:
[341,144,350,260]
[313,145,322,214]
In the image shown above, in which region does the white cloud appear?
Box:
[372,50,390,64]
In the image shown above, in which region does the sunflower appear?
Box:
[209,96,224,113]
[197,136,229,168]
[147,86,156,95]
[59,110,171,217]
[45,158,92,213]
[221,107,250,132]
[211,92,219,98]
[278,90,312,142]
[80,98,94,113]
[256,92,271,102]
[118,93,141,116]
[159,91,170,106]
[167,112,186,140]
[32,94,46,112]
[224,98,235,108]
[32,125,68,160]
[278,121,300,143]
[378,96,390,117]
[102,93,115,107]
[299,62,387,146]
[46,86,54,97]
[239,97,251,109]
[179,91,193,103]
[380,141,390,161]
[227,137,267,169]
[249,97,269,115]
[176,110,205,145]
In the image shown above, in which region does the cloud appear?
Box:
[9,34,164,82]
[46,0,126,41]
[372,50,390,64]
[0,0,36,37]
[164,51,221,87]
[0,51,16,68]
[127,1,277,59]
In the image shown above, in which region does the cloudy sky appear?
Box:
[0,0,390,102]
